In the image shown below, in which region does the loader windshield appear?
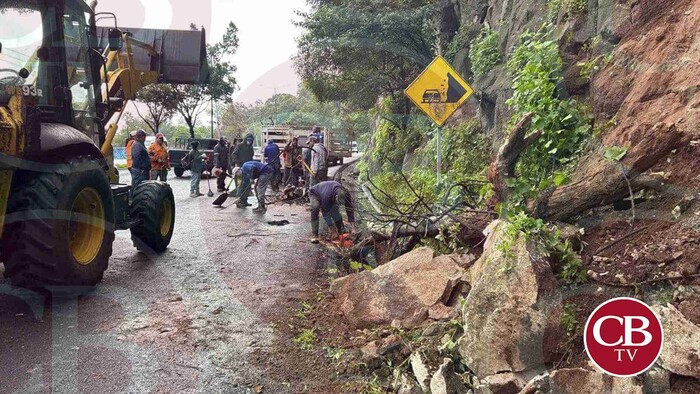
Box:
[0,2,55,108]
[0,6,42,85]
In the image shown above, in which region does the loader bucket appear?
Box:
[96,27,209,85]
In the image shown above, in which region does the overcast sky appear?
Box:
[96,0,309,104]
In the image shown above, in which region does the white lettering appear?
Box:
[593,315,624,346]
[615,349,625,361]
[624,316,652,346]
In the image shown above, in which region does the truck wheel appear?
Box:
[174,167,185,177]
[130,181,175,253]
[2,158,115,288]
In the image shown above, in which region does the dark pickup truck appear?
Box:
[169,138,217,177]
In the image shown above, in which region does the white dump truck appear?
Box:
[259,125,352,166]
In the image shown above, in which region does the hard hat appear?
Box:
[135,129,147,137]
[129,130,137,137]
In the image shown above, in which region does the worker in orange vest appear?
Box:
[148,133,170,181]
[125,130,137,169]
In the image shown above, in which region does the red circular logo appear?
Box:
[584,297,663,377]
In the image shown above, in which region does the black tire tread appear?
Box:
[130,181,175,253]
[2,158,114,288]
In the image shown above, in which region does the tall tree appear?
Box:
[173,22,239,138]
[296,0,437,130]
[134,84,178,134]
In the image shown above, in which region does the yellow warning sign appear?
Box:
[404,56,474,126]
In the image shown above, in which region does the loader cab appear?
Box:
[0,0,103,137]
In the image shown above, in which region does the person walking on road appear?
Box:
[309,134,328,187]
[213,137,229,192]
[230,133,255,168]
[236,161,273,214]
[148,133,170,181]
[264,139,281,191]
[130,129,151,191]
[309,181,356,243]
[186,140,206,198]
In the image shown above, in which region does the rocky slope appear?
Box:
[340,0,700,393]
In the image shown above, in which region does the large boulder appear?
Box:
[330,247,467,329]
[458,221,561,376]
[652,304,700,379]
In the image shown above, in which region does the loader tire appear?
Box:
[174,167,185,177]
[130,181,175,253]
[2,158,115,288]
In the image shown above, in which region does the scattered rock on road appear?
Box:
[548,368,642,394]
[652,304,700,379]
[484,372,529,394]
[429,358,468,394]
[410,351,432,393]
[396,372,424,394]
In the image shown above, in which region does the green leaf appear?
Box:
[552,172,570,186]
[603,146,628,162]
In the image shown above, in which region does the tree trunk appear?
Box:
[489,116,686,222]
[530,123,686,221]
[488,112,538,204]
[184,117,196,139]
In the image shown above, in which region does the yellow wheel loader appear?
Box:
[0,0,208,288]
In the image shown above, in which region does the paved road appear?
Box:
[0,168,331,393]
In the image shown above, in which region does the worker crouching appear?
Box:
[237,161,273,214]
[309,181,356,243]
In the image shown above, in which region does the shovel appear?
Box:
[205,171,215,197]
[212,174,236,206]
[213,148,287,207]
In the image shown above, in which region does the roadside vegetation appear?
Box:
[469,27,501,76]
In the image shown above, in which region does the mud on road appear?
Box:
[0,169,338,393]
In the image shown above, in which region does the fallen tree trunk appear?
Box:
[530,123,685,221]
[488,112,540,204]
[490,117,685,222]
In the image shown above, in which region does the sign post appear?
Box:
[437,126,442,182]
[404,56,474,183]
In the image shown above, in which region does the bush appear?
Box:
[442,120,489,183]
[497,212,587,284]
[469,27,501,76]
[445,24,471,63]
[506,26,592,202]
[548,0,587,21]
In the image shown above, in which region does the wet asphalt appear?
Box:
[0,168,330,393]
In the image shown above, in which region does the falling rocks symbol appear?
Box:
[446,73,468,103]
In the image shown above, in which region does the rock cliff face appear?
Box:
[454,0,698,139]
[438,0,700,222]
